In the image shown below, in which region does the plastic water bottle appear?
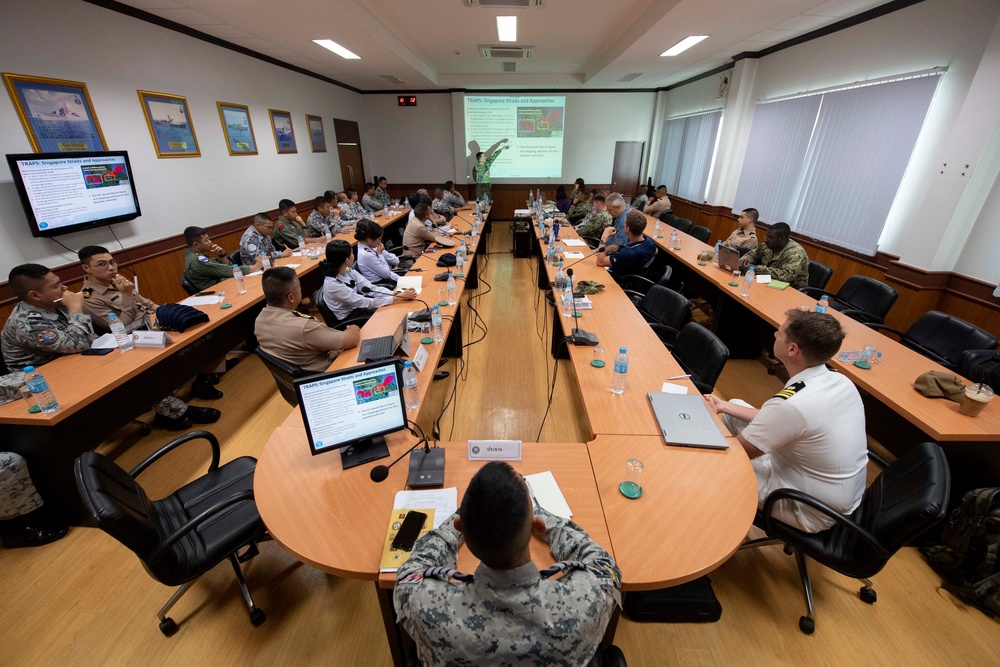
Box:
[740,267,755,299]
[612,348,628,395]
[24,366,59,413]
[546,243,555,266]
[669,229,679,249]
[815,295,829,313]
[562,283,574,318]
[233,264,246,294]
[431,305,444,343]
[838,350,865,362]
[528,189,534,203]
[456,247,465,277]
[553,221,561,240]
[402,361,420,410]
[654,218,662,238]
[447,272,457,305]
[324,226,333,242]
[713,241,721,266]
[107,313,134,352]
[554,265,566,290]
[261,252,271,270]
[297,235,306,255]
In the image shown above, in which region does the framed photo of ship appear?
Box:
[217,101,258,156]
[306,114,326,152]
[2,72,108,152]
[269,109,297,154]
[137,90,200,158]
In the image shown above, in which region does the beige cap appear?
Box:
[913,371,966,403]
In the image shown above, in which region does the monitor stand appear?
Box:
[339,436,391,470]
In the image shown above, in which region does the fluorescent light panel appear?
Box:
[660,35,708,57]
[497,16,517,42]
[313,39,360,60]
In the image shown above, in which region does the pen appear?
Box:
[667,374,691,380]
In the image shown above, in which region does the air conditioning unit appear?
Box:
[480,45,534,59]
[465,0,543,7]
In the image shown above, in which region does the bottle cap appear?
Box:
[24,366,34,373]
[404,361,412,368]
[108,313,117,319]
[620,347,627,354]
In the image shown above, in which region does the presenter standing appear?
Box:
[473,138,508,201]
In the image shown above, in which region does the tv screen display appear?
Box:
[6,151,141,238]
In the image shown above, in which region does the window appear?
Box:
[656,109,723,203]
[733,70,942,255]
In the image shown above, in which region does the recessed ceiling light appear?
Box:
[313,39,361,60]
[660,35,708,57]
[497,16,517,42]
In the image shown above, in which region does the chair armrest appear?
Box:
[799,286,835,299]
[839,308,883,325]
[622,289,644,306]
[761,488,889,559]
[900,341,953,369]
[148,490,256,563]
[129,430,221,479]
[653,323,681,346]
[336,315,370,331]
[864,322,904,338]
[867,450,890,469]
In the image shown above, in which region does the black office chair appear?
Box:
[404,644,627,666]
[958,349,1000,390]
[625,285,691,333]
[254,347,310,407]
[664,216,693,235]
[800,275,898,325]
[581,235,603,250]
[616,265,674,297]
[74,432,267,636]
[689,225,712,244]
[228,249,242,266]
[179,273,199,296]
[804,260,834,292]
[742,442,950,634]
[736,245,753,258]
[866,311,999,371]
[665,322,730,394]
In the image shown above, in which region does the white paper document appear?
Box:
[563,239,587,247]
[563,251,585,259]
[397,276,423,294]
[245,270,263,277]
[660,382,689,394]
[90,333,118,349]
[179,295,219,306]
[284,264,301,269]
[524,471,573,519]
[394,487,458,529]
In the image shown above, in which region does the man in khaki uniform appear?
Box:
[254,267,360,373]
[402,203,455,260]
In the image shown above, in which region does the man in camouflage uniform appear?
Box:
[183,226,261,293]
[431,188,456,221]
[374,176,392,209]
[740,222,809,288]
[575,193,613,239]
[567,188,593,224]
[240,213,291,266]
[473,139,509,200]
[361,182,384,212]
[306,196,342,237]
[273,199,325,251]
[1,264,220,431]
[395,461,621,666]
[442,181,466,210]
[338,190,367,222]
[0,451,68,548]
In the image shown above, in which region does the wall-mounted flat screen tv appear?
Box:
[6,151,141,238]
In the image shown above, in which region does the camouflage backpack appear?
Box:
[922,487,1000,617]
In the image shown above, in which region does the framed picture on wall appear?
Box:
[217,101,258,156]
[137,90,201,158]
[2,72,107,152]
[306,114,326,152]
[269,109,297,154]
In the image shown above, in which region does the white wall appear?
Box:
[659,0,1000,280]
[0,0,363,273]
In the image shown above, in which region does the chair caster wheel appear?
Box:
[799,616,815,634]
[250,608,266,627]
[159,617,179,636]
[859,587,877,604]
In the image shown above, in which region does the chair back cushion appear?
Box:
[672,323,729,393]
[807,261,833,291]
[313,288,340,328]
[831,276,898,320]
[75,452,161,557]
[673,218,693,234]
[905,311,1000,369]
[254,347,306,407]
[689,226,712,244]
[640,286,691,331]
[179,273,199,296]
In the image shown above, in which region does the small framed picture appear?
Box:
[269,109,297,154]
[2,72,107,152]
[137,90,201,158]
[217,102,258,156]
[306,114,326,152]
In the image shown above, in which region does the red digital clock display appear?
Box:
[398,96,417,107]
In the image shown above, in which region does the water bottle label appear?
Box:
[614,361,628,374]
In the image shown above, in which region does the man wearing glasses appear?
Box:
[240,213,293,266]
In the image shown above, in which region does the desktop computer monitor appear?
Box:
[295,360,408,470]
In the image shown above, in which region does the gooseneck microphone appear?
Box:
[566,268,598,346]
[370,437,428,482]
[562,246,603,271]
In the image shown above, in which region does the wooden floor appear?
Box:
[2,224,996,665]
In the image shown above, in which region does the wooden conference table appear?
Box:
[0,206,410,522]
[254,207,758,665]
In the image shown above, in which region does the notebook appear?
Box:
[647,393,729,450]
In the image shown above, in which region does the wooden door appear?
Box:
[611,141,645,198]
[333,118,366,192]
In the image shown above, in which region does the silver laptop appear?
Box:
[647,393,729,450]
[717,245,741,273]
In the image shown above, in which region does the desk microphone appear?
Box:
[369,438,445,488]
[566,268,598,346]
[360,286,432,321]
[370,438,426,482]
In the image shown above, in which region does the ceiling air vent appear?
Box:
[465,0,543,7]
[480,45,534,59]
[617,73,643,83]
[380,75,405,84]
[503,61,516,72]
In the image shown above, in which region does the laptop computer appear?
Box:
[647,393,729,450]
[717,245,741,273]
[357,313,411,362]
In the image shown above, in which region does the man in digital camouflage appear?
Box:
[240,213,292,266]
[740,222,809,288]
[395,461,621,666]
[0,451,68,548]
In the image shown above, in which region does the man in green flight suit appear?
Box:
[182,226,261,292]
[473,138,509,200]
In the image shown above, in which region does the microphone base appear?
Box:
[407,447,446,488]
[571,328,599,346]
